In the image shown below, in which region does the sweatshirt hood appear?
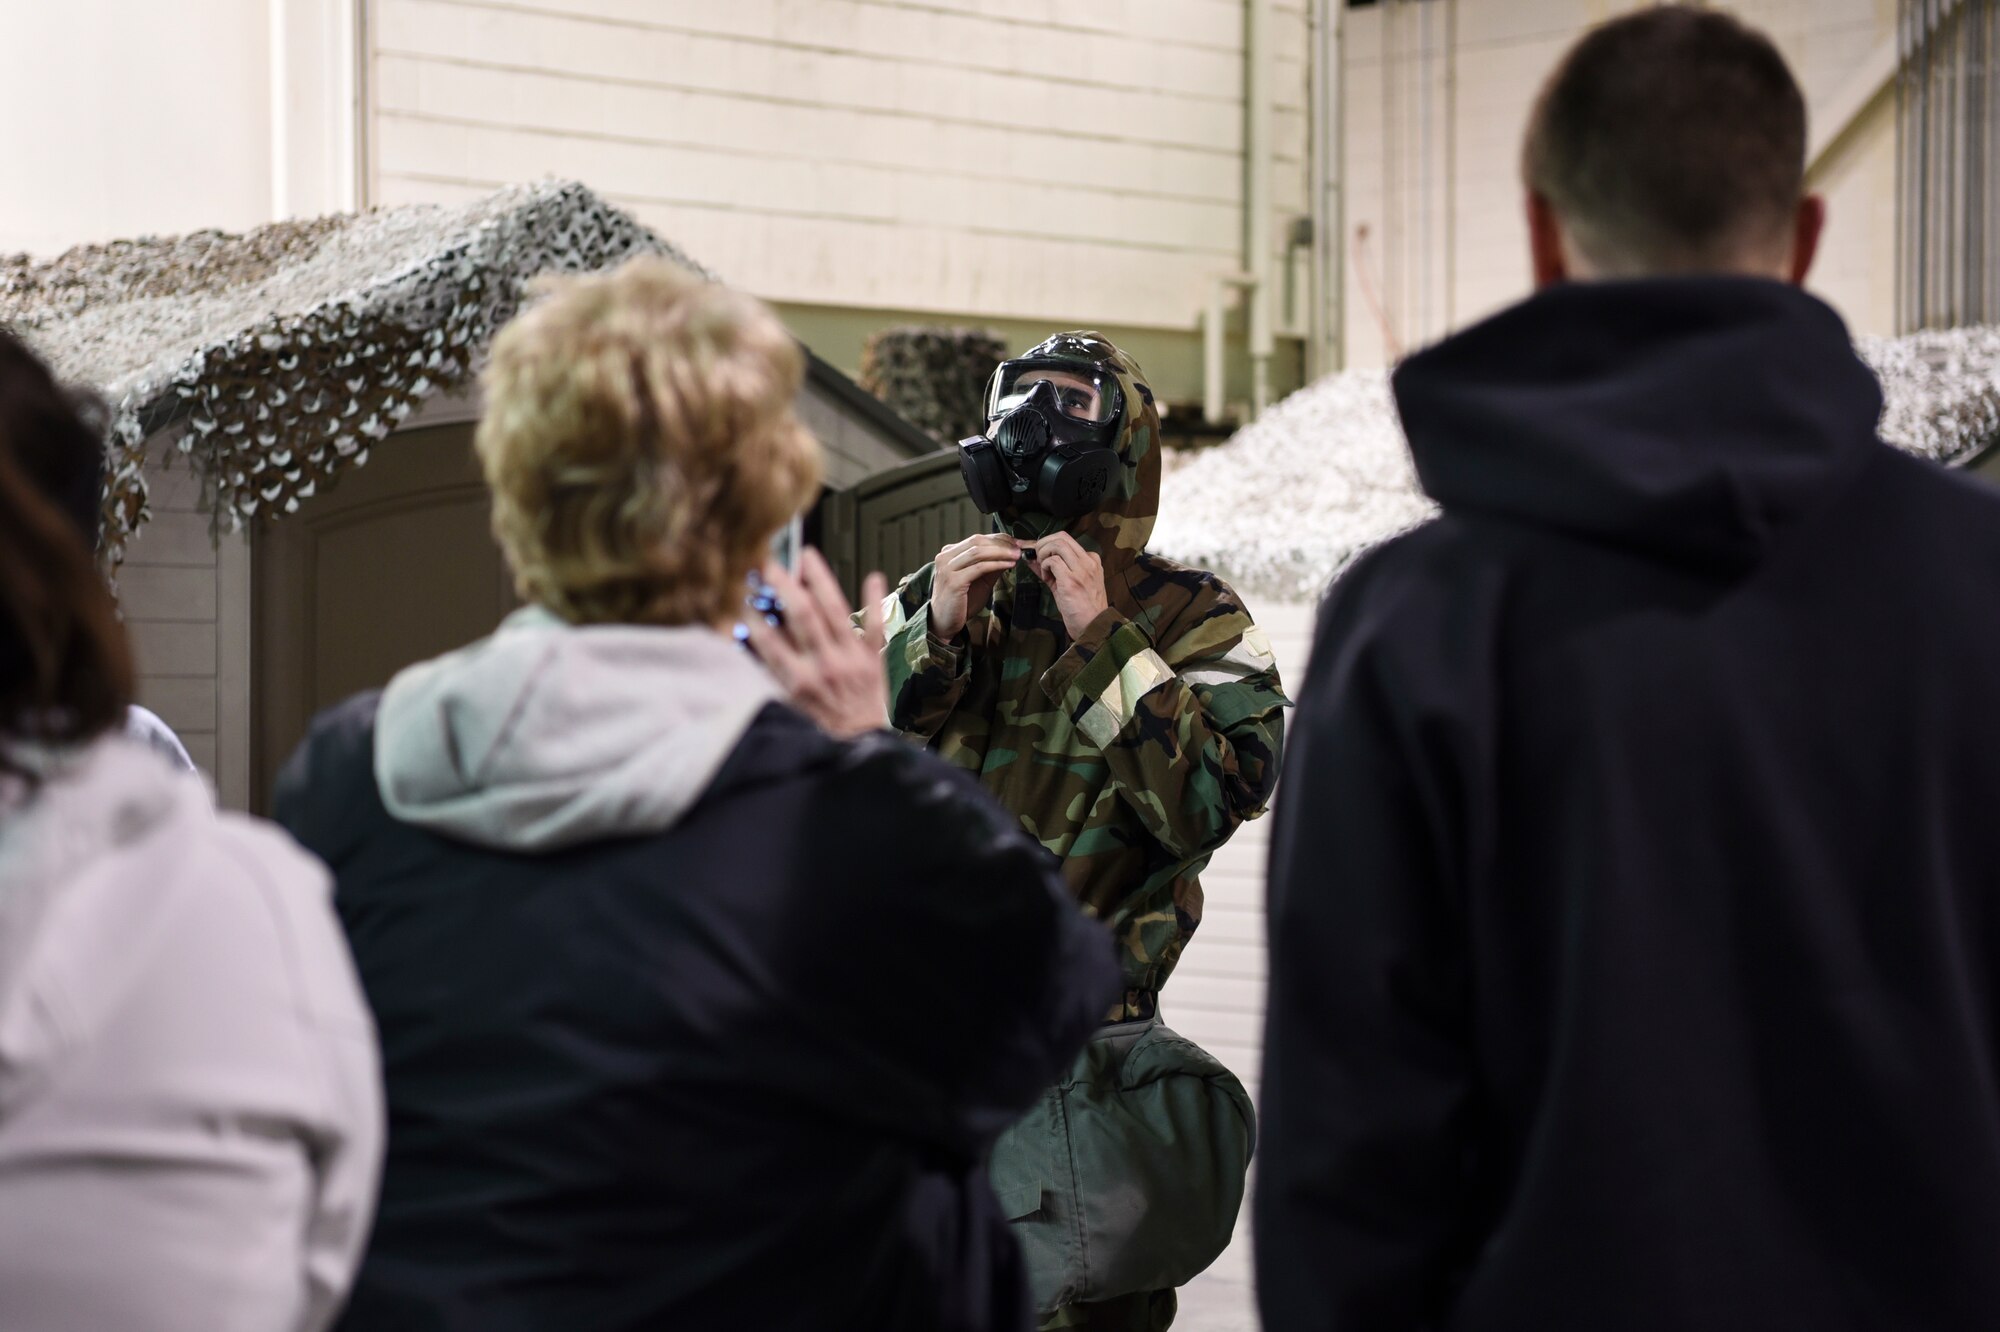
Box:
[374,607,777,852]
[0,739,206,1100]
[1393,277,1883,573]
[996,331,1160,573]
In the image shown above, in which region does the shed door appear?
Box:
[818,450,986,600]
[251,423,515,811]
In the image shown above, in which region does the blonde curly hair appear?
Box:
[475,257,822,627]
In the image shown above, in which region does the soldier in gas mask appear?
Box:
[877,332,1289,1331]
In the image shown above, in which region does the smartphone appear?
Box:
[733,571,786,650]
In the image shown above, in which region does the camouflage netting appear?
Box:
[1152,326,2000,604]
[0,181,712,563]
[1864,325,2000,464]
[859,326,1008,446]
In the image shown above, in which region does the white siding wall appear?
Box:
[116,448,253,810]
[0,0,273,256]
[367,0,1311,332]
[1336,0,1900,370]
[0,0,358,255]
[796,381,929,486]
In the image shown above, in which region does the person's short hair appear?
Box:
[475,257,822,628]
[1522,5,1808,275]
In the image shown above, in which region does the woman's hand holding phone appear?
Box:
[744,548,890,740]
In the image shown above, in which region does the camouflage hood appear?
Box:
[995,331,1160,571]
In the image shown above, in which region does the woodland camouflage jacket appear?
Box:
[880,335,1289,1014]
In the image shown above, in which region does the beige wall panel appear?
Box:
[376,117,1248,253]
[179,732,221,777]
[116,565,222,623]
[1338,0,1900,368]
[140,454,210,511]
[124,509,224,569]
[114,448,233,793]
[0,0,271,256]
[610,202,1252,328]
[797,389,926,488]
[370,0,1311,338]
[138,676,221,737]
[376,1,1256,152]
[372,175,498,207]
[130,621,220,680]
[1813,94,1898,339]
[511,0,1269,54]
[375,56,1250,204]
[477,0,1264,90]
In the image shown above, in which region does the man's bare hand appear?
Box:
[745,548,890,739]
[1026,533,1110,639]
[928,533,1021,641]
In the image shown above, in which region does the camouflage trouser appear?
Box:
[1039,1289,1176,1331]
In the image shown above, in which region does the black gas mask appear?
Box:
[958,357,1124,518]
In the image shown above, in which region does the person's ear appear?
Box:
[1526,192,1570,289]
[1786,194,1827,286]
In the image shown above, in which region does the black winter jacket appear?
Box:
[278,699,1117,1332]
[1257,278,2000,1331]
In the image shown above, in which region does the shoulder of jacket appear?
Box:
[822,728,1024,848]
[1305,516,1504,706]
[1320,517,1474,611]
[201,816,376,1037]
[208,810,331,897]
[292,692,384,786]
[1123,552,1271,662]
[1878,439,2000,517]
[703,704,978,827]
[270,690,387,866]
[1130,550,1235,598]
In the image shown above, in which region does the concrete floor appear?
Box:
[1174,1212,1259,1331]
[1178,1268,1258,1331]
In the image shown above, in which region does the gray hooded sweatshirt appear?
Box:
[373,606,779,849]
[0,738,383,1332]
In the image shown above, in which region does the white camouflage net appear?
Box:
[1152,372,1432,604]
[0,181,709,562]
[1154,326,2000,604]
[1863,326,2000,464]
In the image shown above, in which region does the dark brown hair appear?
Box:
[0,329,134,750]
[1522,5,1808,274]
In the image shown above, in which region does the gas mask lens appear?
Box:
[961,351,1128,518]
[988,361,1121,425]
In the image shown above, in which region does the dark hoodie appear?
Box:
[1256,278,2000,1331]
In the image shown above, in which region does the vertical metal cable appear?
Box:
[1382,0,1400,355]
[1417,0,1432,346]
[1898,0,2000,329]
[1897,0,1910,332]
[1443,0,1458,334]
[1972,0,1986,320]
